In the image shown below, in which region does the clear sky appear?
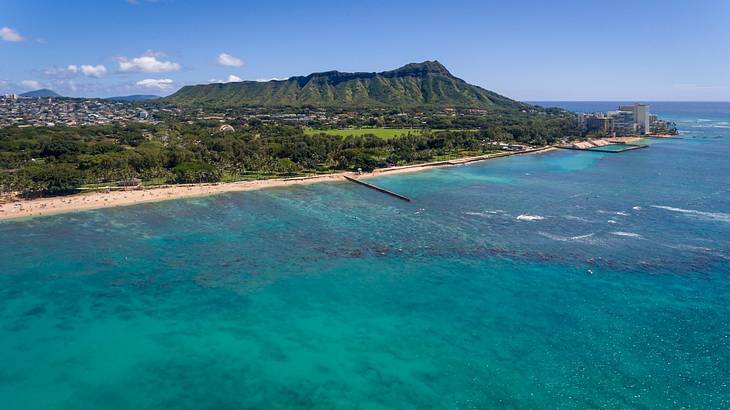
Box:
[1,0,729,100]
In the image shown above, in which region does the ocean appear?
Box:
[1,102,729,409]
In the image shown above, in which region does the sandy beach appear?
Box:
[0,146,555,220]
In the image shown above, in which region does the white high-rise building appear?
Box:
[618,103,651,134]
[634,104,650,134]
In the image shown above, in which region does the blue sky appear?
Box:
[1,0,729,100]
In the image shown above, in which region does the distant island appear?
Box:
[15,90,160,102]
[107,95,161,102]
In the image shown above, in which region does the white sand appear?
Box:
[0,146,555,220]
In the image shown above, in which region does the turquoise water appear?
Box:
[586,143,638,152]
[2,103,730,409]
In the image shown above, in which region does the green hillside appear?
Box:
[165,61,529,110]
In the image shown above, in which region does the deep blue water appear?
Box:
[1,103,729,409]
[533,100,730,124]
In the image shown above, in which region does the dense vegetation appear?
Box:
[2,63,578,196]
[303,128,451,139]
[166,61,530,110]
[0,108,577,196]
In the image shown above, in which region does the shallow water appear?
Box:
[2,103,729,409]
[586,143,637,151]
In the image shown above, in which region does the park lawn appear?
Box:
[304,128,441,139]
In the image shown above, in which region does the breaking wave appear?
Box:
[538,231,595,242]
[517,214,545,221]
[563,215,592,222]
[465,209,505,217]
[651,205,730,223]
[598,210,629,216]
[610,231,642,238]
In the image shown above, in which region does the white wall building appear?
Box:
[618,104,650,134]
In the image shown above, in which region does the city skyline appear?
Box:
[2,0,729,100]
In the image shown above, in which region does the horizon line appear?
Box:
[527,100,730,103]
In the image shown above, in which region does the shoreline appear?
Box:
[0,146,555,221]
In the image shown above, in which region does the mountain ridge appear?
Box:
[107,94,161,101]
[166,61,528,110]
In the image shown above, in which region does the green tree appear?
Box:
[172,162,221,183]
[40,137,81,158]
[18,163,83,194]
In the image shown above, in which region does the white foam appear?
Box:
[666,244,712,252]
[691,123,730,129]
[598,210,629,216]
[465,209,504,217]
[651,205,730,223]
[517,214,545,221]
[610,231,642,238]
[632,206,642,211]
[465,211,490,217]
[607,220,617,224]
[563,215,591,222]
[538,231,595,242]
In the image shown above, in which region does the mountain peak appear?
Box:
[303,60,452,82]
[388,60,451,77]
[20,89,62,98]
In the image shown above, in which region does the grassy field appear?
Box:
[304,128,439,139]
